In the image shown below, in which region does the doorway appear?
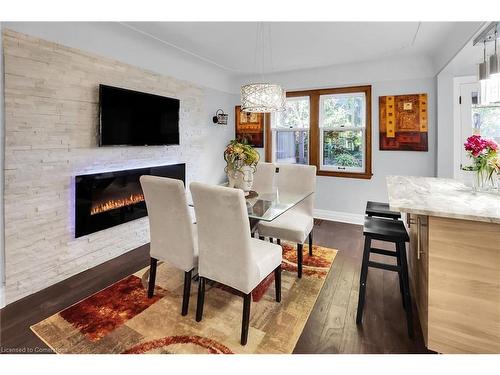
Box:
[458,80,500,171]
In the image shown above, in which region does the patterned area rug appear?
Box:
[31,241,337,354]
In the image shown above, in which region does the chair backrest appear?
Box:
[190,182,258,292]
[276,164,317,215]
[252,162,276,194]
[140,175,196,272]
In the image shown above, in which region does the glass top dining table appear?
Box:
[245,190,312,221]
[187,188,312,222]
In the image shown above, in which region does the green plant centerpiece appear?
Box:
[224,139,260,192]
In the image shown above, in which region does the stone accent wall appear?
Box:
[2,29,223,304]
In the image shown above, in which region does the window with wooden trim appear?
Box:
[266,85,372,179]
[271,96,310,165]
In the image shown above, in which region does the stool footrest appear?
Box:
[368,261,400,273]
[370,247,397,257]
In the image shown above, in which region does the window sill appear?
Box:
[317,170,373,179]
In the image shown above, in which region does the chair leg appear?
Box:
[274,265,281,302]
[277,238,281,246]
[196,276,206,322]
[241,293,251,345]
[308,230,313,256]
[396,246,406,309]
[297,243,303,278]
[181,269,192,316]
[356,236,371,324]
[147,257,158,298]
[397,241,414,338]
[270,237,274,243]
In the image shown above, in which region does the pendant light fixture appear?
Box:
[489,28,499,77]
[478,40,488,81]
[241,23,286,113]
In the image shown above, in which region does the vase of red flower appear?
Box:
[463,135,499,192]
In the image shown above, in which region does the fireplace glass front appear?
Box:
[75,164,185,237]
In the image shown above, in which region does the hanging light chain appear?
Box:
[240,23,286,113]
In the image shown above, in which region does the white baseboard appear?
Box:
[314,209,364,226]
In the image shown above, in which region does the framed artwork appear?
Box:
[235,106,264,147]
[379,94,428,151]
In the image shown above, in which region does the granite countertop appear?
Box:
[386,176,500,224]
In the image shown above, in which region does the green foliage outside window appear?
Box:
[323,130,362,167]
[322,96,363,128]
[472,105,500,142]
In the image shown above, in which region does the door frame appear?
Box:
[453,75,477,179]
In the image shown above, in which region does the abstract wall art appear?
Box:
[235,105,264,147]
[379,94,428,151]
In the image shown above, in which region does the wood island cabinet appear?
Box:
[407,214,429,346]
[406,214,500,354]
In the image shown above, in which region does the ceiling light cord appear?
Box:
[253,22,266,81]
[268,24,274,75]
[241,22,286,113]
[261,22,265,80]
[252,22,275,81]
[253,23,259,80]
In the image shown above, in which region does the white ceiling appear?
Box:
[122,22,473,75]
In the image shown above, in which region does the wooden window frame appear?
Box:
[265,85,372,179]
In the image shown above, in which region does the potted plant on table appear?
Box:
[224,139,260,192]
[463,135,499,191]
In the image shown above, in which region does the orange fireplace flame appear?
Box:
[90,193,145,215]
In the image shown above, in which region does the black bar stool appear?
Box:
[365,201,401,220]
[356,216,413,338]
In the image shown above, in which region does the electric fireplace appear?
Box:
[75,164,185,237]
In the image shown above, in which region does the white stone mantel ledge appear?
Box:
[387,176,500,224]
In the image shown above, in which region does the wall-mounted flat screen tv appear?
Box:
[99,84,180,146]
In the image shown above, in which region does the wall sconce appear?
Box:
[212,109,228,125]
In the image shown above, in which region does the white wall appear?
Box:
[1,27,238,305]
[319,77,436,219]
[236,56,437,222]
[436,71,456,178]
[431,22,484,74]
[436,25,485,178]
[197,88,240,184]
[0,22,5,308]
[0,22,481,306]
[234,55,435,90]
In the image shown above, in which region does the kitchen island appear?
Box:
[387,176,500,354]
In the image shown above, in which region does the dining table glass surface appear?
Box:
[187,188,312,222]
[244,190,312,221]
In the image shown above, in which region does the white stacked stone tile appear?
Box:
[3,29,218,304]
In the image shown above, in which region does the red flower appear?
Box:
[464,135,491,156]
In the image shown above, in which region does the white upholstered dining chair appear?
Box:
[250,162,277,237]
[257,163,316,278]
[252,162,277,194]
[140,175,198,316]
[190,182,282,345]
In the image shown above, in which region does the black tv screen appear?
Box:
[99,84,180,146]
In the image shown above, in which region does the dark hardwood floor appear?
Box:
[293,220,430,354]
[0,220,431,354]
